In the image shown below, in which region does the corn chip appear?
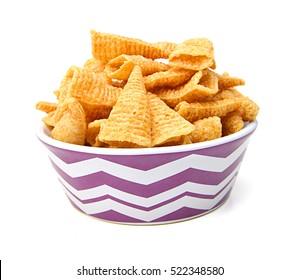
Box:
[98,65,152,148]
[148,93,195,146]
[189,116,222,143]
[91,30,170,63]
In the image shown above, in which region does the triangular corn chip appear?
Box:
[51,98,86,145]
[55,66,76,103]
[55,66,121,122]
[148,93,195,146]
[86,119,108,147]
[42,111,56,129]
[169,38,215,70]
[98,65,152,148]
[91,30,170,63]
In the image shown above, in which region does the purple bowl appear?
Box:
[37,120,257,225]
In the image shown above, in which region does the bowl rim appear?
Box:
[36,120,258,155]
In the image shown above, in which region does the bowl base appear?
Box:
[66,193,231,226]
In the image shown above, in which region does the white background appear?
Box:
[0,0,299,279]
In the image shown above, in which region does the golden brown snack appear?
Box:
[55,66,76,103]
[144,68,195,90]
[91,30,170,63]
[169,38,215,70]
[37,31,259,148]
[216,71,245,90]
[152,41,177,53]
[175,95,259,124]
[105,54,170,80]
[84,57,106,74]
[42,111,56,129]
[148,93,195,146]
[154,70,218,108]
[158,135,193,146]
[221,111,244,136]
[174,98,243,123]
[55,66,121,122]
[240,97,260,122]
[36,101,57,114]
[51,98,86,145]
[189,116,222,143]
[209,88,245,101]
[98,65,152,148]
[86,119,108,146]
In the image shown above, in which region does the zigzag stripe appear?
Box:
[43,135,248,167]
[51,152,244,194]
[48,139,249,183]
[62,175,237,211]
[58,164,240,207]
[68,191,232,224]
[63,178,233,222]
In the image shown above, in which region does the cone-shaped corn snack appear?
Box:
[54,66,121,122]
[148,93,195,146]
[91,30,170,63]
[86,119,108,147]
[98,65,152,148]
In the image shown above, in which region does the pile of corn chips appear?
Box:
[36,30,259,148]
